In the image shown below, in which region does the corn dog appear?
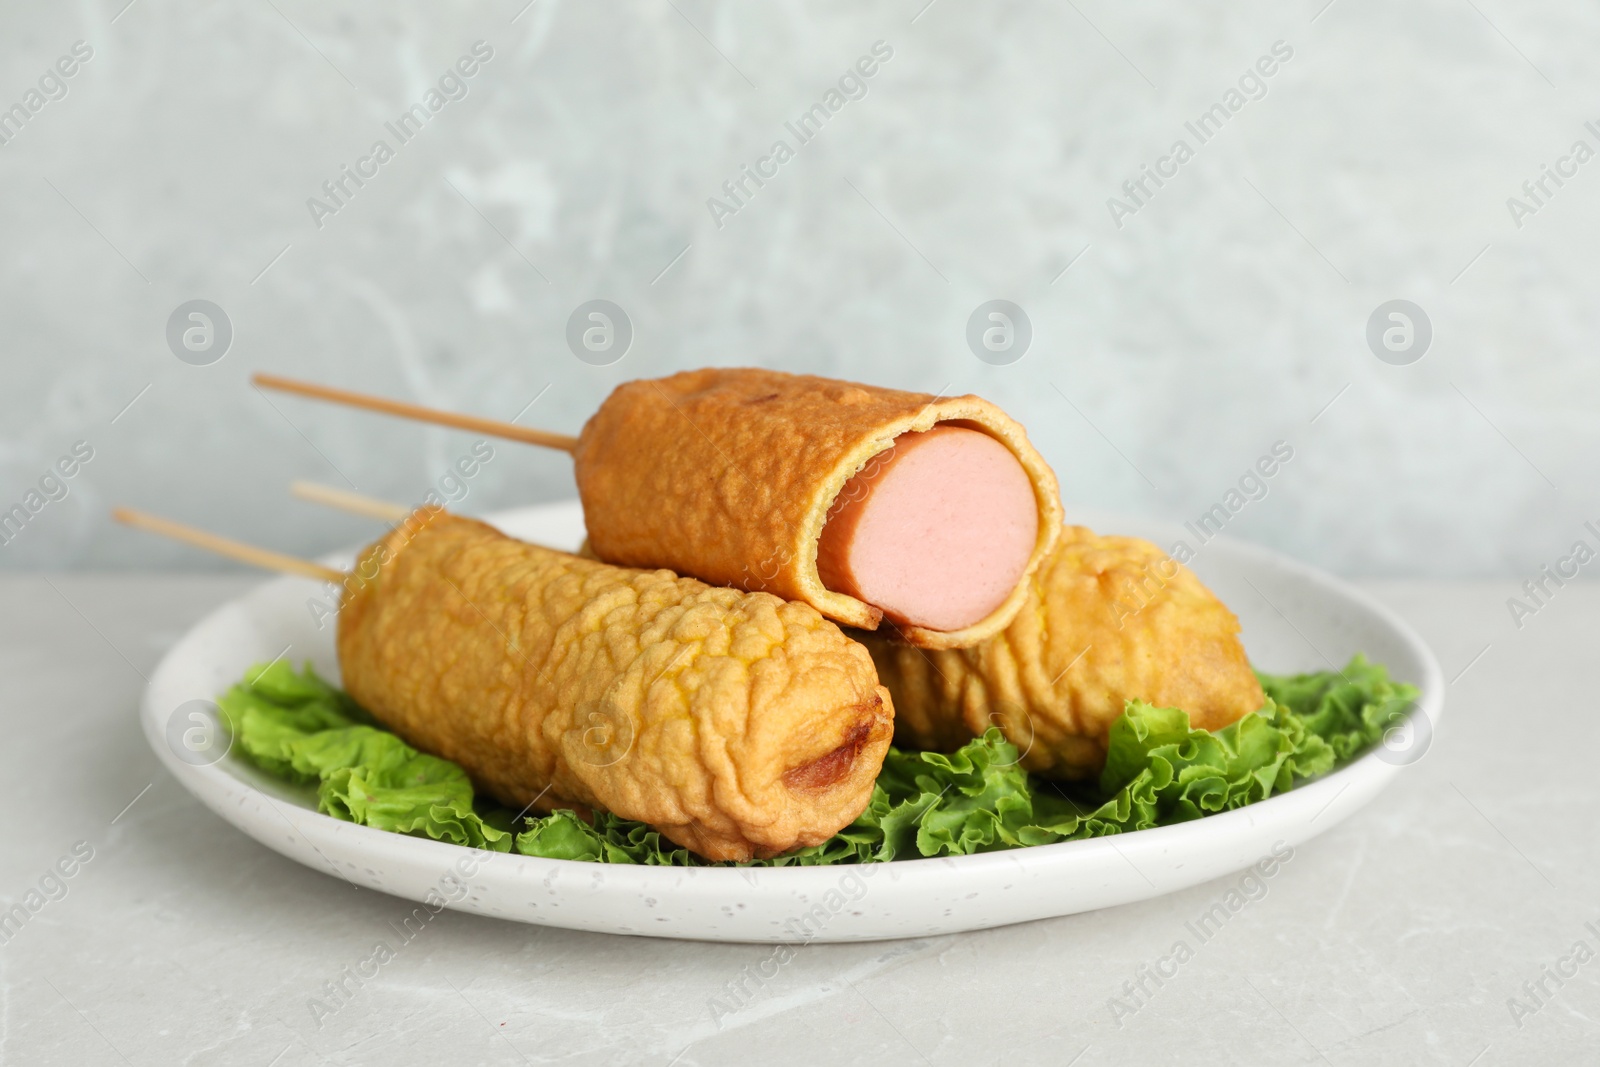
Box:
[574,368,1063,649]
[255,368,1062,649]
[337,508,893,861]
[858,526,1263,778]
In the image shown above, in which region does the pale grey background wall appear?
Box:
[1,0,1595,577]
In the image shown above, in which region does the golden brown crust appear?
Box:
[573,368,1063,649]
[859,526,1264,778]
[336,511,893,861]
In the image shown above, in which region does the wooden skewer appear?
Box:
[253,373,580,454]
[292,481,597,565]
[290,481,411,523]
[112,507,345,584]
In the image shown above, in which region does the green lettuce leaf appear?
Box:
[217,661,513,852]
[217,655,1418,866]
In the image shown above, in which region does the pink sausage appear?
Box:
[815,425,1039,632]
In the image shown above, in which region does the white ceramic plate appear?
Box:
[141,502,1443,943]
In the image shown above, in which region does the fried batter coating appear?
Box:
[859,526,1264,778]
[337,511,893,861]
[573,368,1062,649]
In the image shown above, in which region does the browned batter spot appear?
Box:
[782,701,883,792]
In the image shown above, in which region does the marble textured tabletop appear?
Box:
[0,574,1593,1066]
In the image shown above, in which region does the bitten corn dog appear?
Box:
[574,368,1063,648]
[254,368,1064,650]
[858,526,1263,778]
[337,509,894,861]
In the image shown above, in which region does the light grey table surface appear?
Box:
[0,574,1593,1066]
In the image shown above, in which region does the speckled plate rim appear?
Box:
[139,501,1444,943]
